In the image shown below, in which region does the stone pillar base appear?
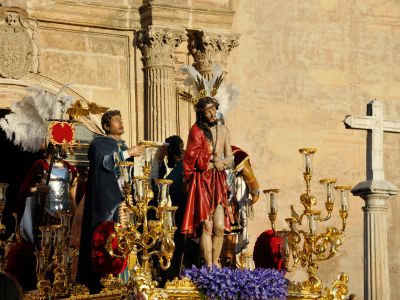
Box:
[352,180,398,300]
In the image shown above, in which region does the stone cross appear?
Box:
[344,99,399,300]
[344,99,400,180]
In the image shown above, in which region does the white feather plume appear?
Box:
[0,85,74,152]
[180,65,210,97]
[180,64,240,117]
[216,82,240,116]
[207,65,224,91]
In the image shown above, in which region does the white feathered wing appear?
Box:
[0,85,74,152]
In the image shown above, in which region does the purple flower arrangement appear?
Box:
[184,266,288,300]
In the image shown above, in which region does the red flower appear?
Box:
[91,221,127,275]
[253,229,285,271]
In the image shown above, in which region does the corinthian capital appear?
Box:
[187,29,240,75]
[137,26,186,67]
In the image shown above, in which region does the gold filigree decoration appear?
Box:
[100,274,125,293]
[116,161,135,167]
[163,277,206,299]
[165,277,197,290]
[69,284,89,296]
[179,73,224,108]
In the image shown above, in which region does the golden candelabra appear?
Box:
[105,142,177,299]
[264,148,352,300]
[26,211,81,300]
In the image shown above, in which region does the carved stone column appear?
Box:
[137,26,186,141]
[186,29,239,79]
[352,181,398,300]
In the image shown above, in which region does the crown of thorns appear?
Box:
[179,74,224,109]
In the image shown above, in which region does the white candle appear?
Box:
[309,214,316,235]
[163,211,174,230]
[136,180,144,198]
[305,155,312,173]
[161,185,168,202]
[327,184,333,204]
[122,168,129,183]
[270,193,277,213]
[280,235,290,257]
[341,191,349,211]
[144,147,152,166]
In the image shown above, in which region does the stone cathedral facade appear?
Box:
[1,0,400,298]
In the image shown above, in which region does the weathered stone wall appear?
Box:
[227,1,400,298]
[37,24,138,144]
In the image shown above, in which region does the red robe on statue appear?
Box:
[181,124,230,236]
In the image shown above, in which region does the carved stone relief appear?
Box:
[0,6,39,79]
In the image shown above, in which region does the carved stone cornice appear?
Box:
[137,26,186,68]
[0,5,39,79]
[186,29,239,75]
[27,1,142,31]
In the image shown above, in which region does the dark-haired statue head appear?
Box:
[101,110,124,136]
[165,135,184,168]
[195,97,219,141]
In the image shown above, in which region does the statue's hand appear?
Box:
[249,189,260,205]
[36,183,51,194]
[213,159,225,171]
[128,145,144,157]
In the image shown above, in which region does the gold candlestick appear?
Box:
[335,185,352,231]
[35,226,53,300]
[263,189,280,231]
[318,178,337,221]
[105,143,177,299]
[267,148,351,300]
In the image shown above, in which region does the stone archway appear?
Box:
[0,73,91,109]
